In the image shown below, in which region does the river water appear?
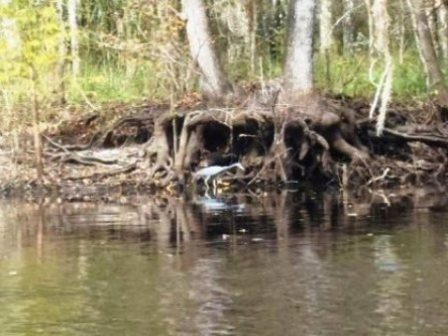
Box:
[1,190,448,335]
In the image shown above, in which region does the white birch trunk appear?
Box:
[283,0,316,95]
[181,0,232,98]
[437,0,448,60]
[67,0,80,78]
[319,0,333,53]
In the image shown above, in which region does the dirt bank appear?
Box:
[1,94,448,200]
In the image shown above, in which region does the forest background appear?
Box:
[2,0,447,134]
[1,0,448,192]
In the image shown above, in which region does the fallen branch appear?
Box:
[44,135,119,165]
[382,128,448,147]
[64,163,137,181]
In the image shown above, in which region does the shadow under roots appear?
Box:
[190,117,276,170]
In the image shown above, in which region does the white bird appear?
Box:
[193,163,245,192]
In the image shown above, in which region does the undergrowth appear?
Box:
[0,50,438,137]
[314,51,428,101]
[68,59,178,104]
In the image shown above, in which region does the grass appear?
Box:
[0,49,438,136]
[314,50,429,101]
[226,49,430,102]
[67,59,172,105]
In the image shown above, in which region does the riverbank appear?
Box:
[1,95,448,200]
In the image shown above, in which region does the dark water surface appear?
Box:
[1,190,448,335]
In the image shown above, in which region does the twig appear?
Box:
[366,167,390,186]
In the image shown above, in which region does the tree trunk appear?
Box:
[426,0,437,50]
[407,0,448,106]
[56,0,67,103]
[181,0,232,99]
[369,0,394,136]
[319,0,333,54]
[283,0,316,96]
[398,0,406,63]
[319,0,333,85]
[437,0,448,60]
[343,0,355,54]
[31,71,44,185]
[67,0,80,78]
[364,0,374,55]
[371,0,390,56]
[247,0,257,73]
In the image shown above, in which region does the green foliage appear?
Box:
[0,0,192,132]
[314,51,428,101]
[392,53,428,99]
[72,48,431,105]
[0,0,61,132]
[0,0,443,139]
[68,60,170,104]
[0,1,60,84]
[73,0,191,102]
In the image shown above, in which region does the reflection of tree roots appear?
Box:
[10,188,445,252]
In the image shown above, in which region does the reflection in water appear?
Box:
[0,190,448,335]
[373,235,408,335]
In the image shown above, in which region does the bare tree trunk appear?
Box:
[56,0,67,103]
[426,0,438,50]
[181,0,232,99]
[319,0,333,85]
[248,0,257,73]
[283,0,316,96]
[343,0,355,54]
[398,0,406,63]
[67,0,80,78]
[31,71,44,185]
[437,0,448,60]
[319,0,333,54]
[371,0,391,57]
[365,0,374,55]
[369,0,394,135]
[407,0,448,106]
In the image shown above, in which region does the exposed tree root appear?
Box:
[65,163,137,181]
[3,95,448,196]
